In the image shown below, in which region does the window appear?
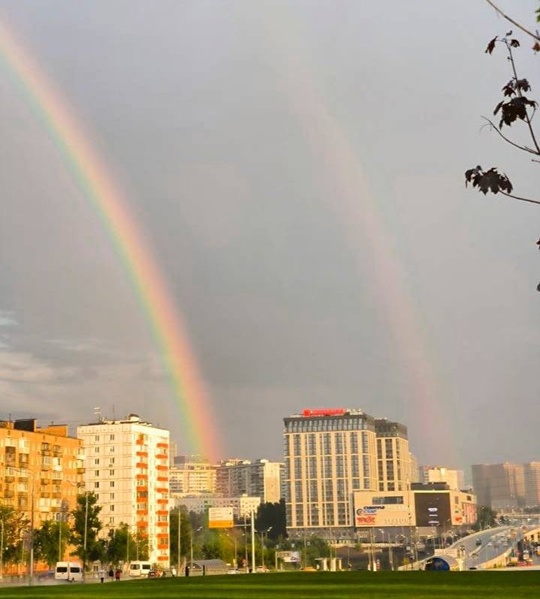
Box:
[94,482,99,488]
[94,459,100,465]
[109,434,115,441]
[94,436,100,442]
[110,481,115,488]
[110,470,115,476]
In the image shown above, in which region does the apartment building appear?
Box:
[77,414,170,567]
[472,462,525,510]
[284,408,379,531]
[0,419,84,526]
[375,418,411,492]
[215,458,283,503]
[419,466,465,492]
[169,455,216,494]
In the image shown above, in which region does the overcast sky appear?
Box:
[1,1,539,472]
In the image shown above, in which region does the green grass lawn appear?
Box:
[1,571,540,599]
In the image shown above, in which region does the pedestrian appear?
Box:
[115,568,121,581]
[98,568,105,583]
[108,568,114,581]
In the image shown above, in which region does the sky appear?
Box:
[0,1,539,472]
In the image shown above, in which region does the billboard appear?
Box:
[208,507,234,529]
[353,493,411,527]
[414,493,452,528]
[277,551,301,563]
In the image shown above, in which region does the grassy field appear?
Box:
[1,571,540,599]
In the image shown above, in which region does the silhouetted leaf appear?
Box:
[510,38,520,48]
[502,81,515,97]
[485,36,498,54]
[516,78,531,93]
[465,166,513,195]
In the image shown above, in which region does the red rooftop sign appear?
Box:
[302,408,345,417]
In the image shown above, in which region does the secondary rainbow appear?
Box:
[0,20,221,460]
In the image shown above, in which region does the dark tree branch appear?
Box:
[499,190,540,205]
[481,117,539,155]
[485,0,540,42]
[504,40,540,155]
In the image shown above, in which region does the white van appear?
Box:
[129,561,152,578]
[55,561,83,582]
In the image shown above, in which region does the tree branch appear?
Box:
[481,117,540,155]
[504,41,540,155]
[500,190,540,205]
[485,0,540,41]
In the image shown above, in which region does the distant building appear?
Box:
[472,462,525,510]
[419,466,465,491]
[0,419,84,531]
[215,458,283,503]
[170,456,216,494]
[78,413,170,567]
[171,493,261,519]
[524,462,540,507]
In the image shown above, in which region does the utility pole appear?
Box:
[250,512,256,572]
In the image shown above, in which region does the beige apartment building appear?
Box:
[78,414,170,567]
[215,458,283,503]
[170,455,216,495]
[419,466,465,491]
[472,462,526,510]
[0,419,85,527]
[375,419,412,492]
[284,408,380,531]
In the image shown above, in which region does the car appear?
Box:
[255,566,269,573]
[227,569,239,575]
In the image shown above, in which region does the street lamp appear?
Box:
[260,527,272,569]
[190,526,203,570]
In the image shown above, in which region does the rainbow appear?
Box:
[0,20,221,460]
[261,7,458,466]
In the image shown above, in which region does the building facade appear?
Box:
[215,459,283,503]
[171,493,261,519]
[0,419,84,528]
[375,419,411,493]
[472,462,525,510]
[170,456,216,495]
[284,408,378,531]
[77,414,170,567]
[419,466,465,492]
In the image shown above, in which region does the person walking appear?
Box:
[98,568,105,583]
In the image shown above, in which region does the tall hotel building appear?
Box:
[78,414,170,567]
[284,409,379,531]
[375,418,412,492]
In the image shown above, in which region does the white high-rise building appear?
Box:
[77,414,170,567]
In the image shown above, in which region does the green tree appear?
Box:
[33,520,69,568]
[69,492,103,570]
[474,505,498,530]
[255,500,287,542]
[0,504,28,572]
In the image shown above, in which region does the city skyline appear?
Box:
[1,1,539,470]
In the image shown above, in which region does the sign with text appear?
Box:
[208,507,234,529]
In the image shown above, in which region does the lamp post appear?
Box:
[260,526,272,569]
[190,526,202,569]
[177,509,181,575]
[0,518,4,580]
